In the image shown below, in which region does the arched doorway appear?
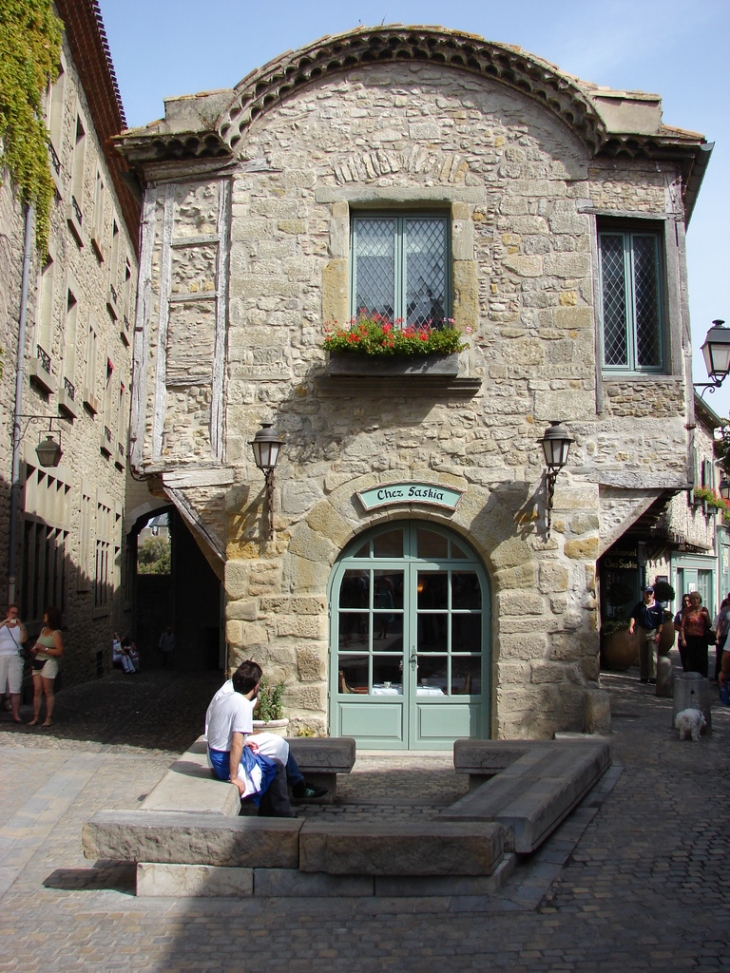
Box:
[328,521,491,749]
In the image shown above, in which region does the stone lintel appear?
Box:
[315,187,486,205]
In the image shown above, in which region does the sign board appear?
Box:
[357,482,464,512]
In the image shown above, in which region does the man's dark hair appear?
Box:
[232,660,262,695]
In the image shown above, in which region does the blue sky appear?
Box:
[98,0,730,416]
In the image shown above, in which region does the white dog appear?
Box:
[675,708,706,741]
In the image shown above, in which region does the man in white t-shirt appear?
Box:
[205,661,325,815]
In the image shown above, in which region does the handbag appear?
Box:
[31,658,45,670]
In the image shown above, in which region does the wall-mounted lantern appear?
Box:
[249,422,285,540]
[695,320,730,397]
[538,420,574,535]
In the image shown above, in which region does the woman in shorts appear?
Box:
[29,606,64,727]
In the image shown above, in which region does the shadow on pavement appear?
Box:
[0,668,224,755]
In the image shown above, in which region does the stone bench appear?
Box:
[443,739,611,853]
[82,809,513,898]
[138,735,356,817]
[288,736,356,803]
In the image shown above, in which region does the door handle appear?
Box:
[409,653,417,670]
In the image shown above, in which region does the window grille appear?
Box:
[351,214,449,326]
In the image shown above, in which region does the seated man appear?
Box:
[205,660,324,816]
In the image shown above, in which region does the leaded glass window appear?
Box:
[351,214,449,326]
[599,229,664,371]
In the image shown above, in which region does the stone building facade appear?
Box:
[0,0,139,686]
[117,27,711,744]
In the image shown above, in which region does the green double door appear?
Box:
[329,522,491,749]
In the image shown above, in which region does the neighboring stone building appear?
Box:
[0,0,139,685]
[643,395,728,613]
[116,26,712,744]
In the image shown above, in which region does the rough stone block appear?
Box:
[564,537,599,560]
[83,811,303,868]
[584,688,612,733]
[253,868,373,897]
[498,590,545,616]
[299,819,504,876]
[288,736,356,773]
[137,863,253,897]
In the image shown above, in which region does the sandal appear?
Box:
[28,718,39,726]
[41,720,53,728]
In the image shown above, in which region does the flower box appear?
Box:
[328,351,459,377]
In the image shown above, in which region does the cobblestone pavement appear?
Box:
[0,666,729,971]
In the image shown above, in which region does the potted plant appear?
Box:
[323,312,466,377]
[252,679,289,737]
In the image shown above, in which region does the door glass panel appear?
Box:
[452,614,481,653]
[373,655,403,693]
[451,656,481,695]
[417,529,448,559]
[373,530,403,558]
[374,571,403,649]
[339,613,369,648]
[698,570,713,615]
[418,571,447,610]
[353,541,369,557]
[417,613,447,652]
[452,572,481,610]
[451,542,467,559]
[338,655,370,694]
[418,655,448,693]
[340,570,369,608]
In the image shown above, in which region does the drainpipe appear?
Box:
[7,204,34,604]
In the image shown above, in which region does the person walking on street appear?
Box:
[0,604,27,723]
[712,595,730,684]
[680,591,713,677]
[628,586,664,684]
[29,607,64,727]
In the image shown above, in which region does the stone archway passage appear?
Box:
[328,521,491,750]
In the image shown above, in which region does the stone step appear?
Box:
[299,818,505,876]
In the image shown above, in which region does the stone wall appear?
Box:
[0,34,138,686]
[128,58,695,738]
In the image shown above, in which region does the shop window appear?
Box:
[598,225,664,373]
[350,213,449,326]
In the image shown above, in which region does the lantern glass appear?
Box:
[539,421,573,473]
[35,435,62,468]
[720,479,730,501]
[250,423,284,471]
[701,321,730,381]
